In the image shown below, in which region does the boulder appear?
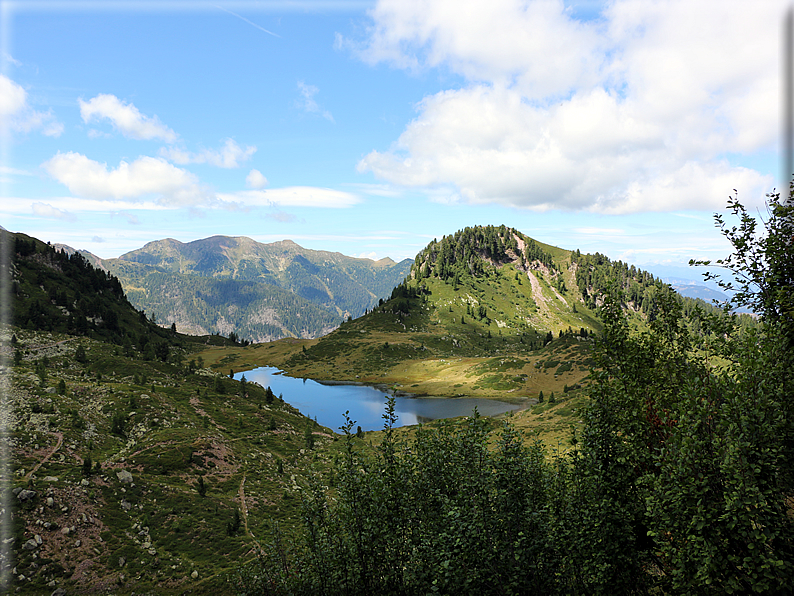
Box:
[17,489,37,502]
[22,539,38,550]
[116,470,133,484]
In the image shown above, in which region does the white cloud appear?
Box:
[0,74,63,137]
[352,0,784,213]
[218,186,360,208]
[160,138,257,168]
[0,196,172,216]
[246,169,268,189]
[348,0,604,99]
[0,165,32,176]
[3,53,22,67]
[79,94,177,142]
[31,202,76,222]
[0,74,28,117]
[42,152,208,206]
[297,81,334,122]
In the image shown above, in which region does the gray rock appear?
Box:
[35,534,42,545]
[191,570,199,579]
[43,476,59,483]
[74,540,81,547]
[120,499,132,511]
[80,479,89,486]
[45,387,56,394]
[116,470,133,484]
[51,588,67,596]
[17,489,37,502]
[118,556,126,567]
[46,497,54,507]
[22,539,38,550]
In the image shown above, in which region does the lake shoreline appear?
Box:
[236,365,526,431]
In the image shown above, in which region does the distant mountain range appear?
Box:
[75,236,412,342]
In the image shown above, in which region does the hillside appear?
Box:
[209,225,744,401]
[4,231,344,594]
[97,236,412,342]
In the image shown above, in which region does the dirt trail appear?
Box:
[25,431,63,481]
[238,474,250,536]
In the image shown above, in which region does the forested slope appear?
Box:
[100,236,412,341]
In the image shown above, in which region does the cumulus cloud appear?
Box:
[42,152,208,206]
[246,169,268,189]
[79,94,177,142]
[160,138,256,168]
[351,0,782,213]
[31,202,76,222]
[218,186,360,208]
[347,0,604,99]
[297,81,334,122]
[0,74,63,137]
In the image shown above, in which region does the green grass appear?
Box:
[9,328,340,595]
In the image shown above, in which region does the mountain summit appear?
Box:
[97,236,412,342]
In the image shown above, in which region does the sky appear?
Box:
[0,0,788,283]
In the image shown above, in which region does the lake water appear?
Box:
[234,367,522,431]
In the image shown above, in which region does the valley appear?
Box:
[4,222,768,595]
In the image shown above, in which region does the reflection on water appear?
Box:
[234,367,522,431]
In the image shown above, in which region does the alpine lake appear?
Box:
[234,367,523,431]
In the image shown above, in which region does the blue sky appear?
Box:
[0,0,786,282]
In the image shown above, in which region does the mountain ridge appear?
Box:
[89,235,412,342]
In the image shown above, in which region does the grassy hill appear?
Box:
[4,231,345,594]
[96,236,412,342]
[204,225,746,405]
